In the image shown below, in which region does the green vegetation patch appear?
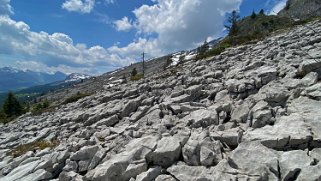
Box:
[196,11,319,60]
[197,40,231,60]
[30,100,56,116]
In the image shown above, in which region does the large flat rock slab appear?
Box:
[288,96,321,146]
[243,113,312,150]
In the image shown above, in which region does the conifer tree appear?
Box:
[197,39,209,58]
[3,91,23,117]
[131,68,138,77]
[259,9,265,15]
[0,108,7,122]
[225,10,240,36]
[251,10,257,19]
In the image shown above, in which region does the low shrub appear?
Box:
[31,106,56,116]
[0,109,7,124]
[130,73,144,81]
[205,41,231,57]
[0,108,18,124]
[31,100,51,115]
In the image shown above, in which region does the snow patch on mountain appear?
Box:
[65,73,91,82]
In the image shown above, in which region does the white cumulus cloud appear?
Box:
[62,0,95,14]
[0,16,133,74]
[114,16,133,31]
[112,0,242,57]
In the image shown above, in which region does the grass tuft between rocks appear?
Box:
[63,92,91,105]
[9,139,60,158]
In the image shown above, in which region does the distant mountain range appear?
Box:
[0,67,67,93]
[0,67,91,93]
[0,67,91,105]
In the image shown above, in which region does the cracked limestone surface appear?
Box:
[0,20,321,181]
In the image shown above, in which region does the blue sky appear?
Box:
[0,0,286,75]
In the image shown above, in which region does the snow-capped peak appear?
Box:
[0,67,21,73]
[65,73,91,82]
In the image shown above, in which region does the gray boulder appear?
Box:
[302,82,321,100]
[155,174,176,181]
[229,141,279,180]
[210,128,240,147]
[95,115,119,127]
[298,59,321,76]
[63,159,78,172]
[59,171,83,181]
[84,136,159,181]
[1,160,41,181]
[147,136,181,167]
[297,164,321,181]
[248,101,273,128]
[17,169,52,181]
[185,85,203,101]
[171,94,191,103]
[244,113,312,150]
[231,102,250,123]
[253,82,289,106]
[70,145,99,161]
[135,167,162,181]
[185,109,218,128]
[278,150,314,181]
[122,160,147,181]
[88,148,106,170]
[199,137,222,166]
[182,130,222,166]
[256,66,278,85]
[121,99,140,117]
[287,97,321,147]
[167,163,212,181]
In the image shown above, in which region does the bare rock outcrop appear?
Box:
[1,20,321,181]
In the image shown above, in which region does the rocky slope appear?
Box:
[1,20,321,181]
[279,0,321,20]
